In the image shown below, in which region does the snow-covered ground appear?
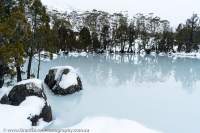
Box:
[0,96,50,129]
[71,117,161,133]
[0,82,161,133]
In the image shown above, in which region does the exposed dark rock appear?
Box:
[63,51,69,55]
[145,49,151,54]
[44,69,57,89]
[28,103,52,126]
[96,49,104,54]
[109,50,114,54]
[0,95,10,104]
[40,103,53,122]
[51,77,82,95]
[29,115,40,126]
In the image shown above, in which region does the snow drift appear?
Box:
[71,117,162,133]
[0,96,51,129]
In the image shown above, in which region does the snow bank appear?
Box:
[71,117,162,133]
[0,96,49,129]
[171,52,200,59]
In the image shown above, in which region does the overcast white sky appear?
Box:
[41,0,200,28]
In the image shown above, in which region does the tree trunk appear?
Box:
[128,41,133,53]
[37,51,41,79]
[27,11,36,79]
[27,53,33,79]
[121,40,125,53]
[16,65,22,82]
[120,40,123,53]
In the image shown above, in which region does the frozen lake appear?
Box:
[28,54,200,133]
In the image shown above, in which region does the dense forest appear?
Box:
[1,0,200,85]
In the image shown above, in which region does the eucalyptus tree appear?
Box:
[145,14,161,52]
[79,27,92,51]
[175,24,189,52]
[57,20,72,51]
[158,20,174,52]
[27,0,50,79]
[186,14,199,52]
[110,13,121,52]
[127,20,136,53]
[134,13,146,52]
[101,25,110,51]
[91,32,101,52]
[98,11,110,51]
[115,14,128,53]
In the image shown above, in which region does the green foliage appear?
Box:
[79,27,92,51]
[92,32,100,51]
[0,1,29,81]
[175,14,200,52]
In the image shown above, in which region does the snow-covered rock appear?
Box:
[44,66,82,95]
[68,52,88,57]
[34,51,58,62]
[0,79,46,105]
[158,52,166,56]
[0,96,52,129]
[0,79,52,126]
[71,117,162,133]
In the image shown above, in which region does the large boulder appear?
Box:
[0,79,52,126]
[4,79,47,105]
[44,66,82,95]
